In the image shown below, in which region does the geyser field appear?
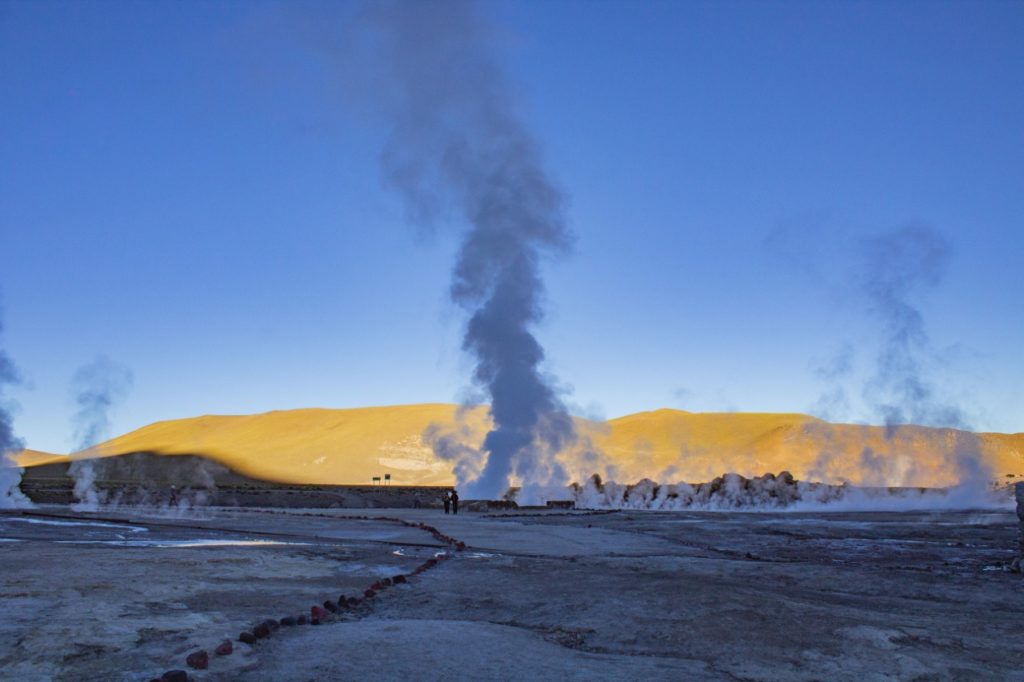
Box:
[2,504,1023,681]
[3,0,1022,680]
[2,404,1024,680]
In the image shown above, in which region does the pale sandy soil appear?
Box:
[1,506,1023,681]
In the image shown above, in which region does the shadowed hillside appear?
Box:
[10,405,1024,487]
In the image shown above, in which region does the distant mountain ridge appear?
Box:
[11,404,1024,487]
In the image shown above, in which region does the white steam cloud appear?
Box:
[0,306,30,509]
[577,226,1005,512]
[573,472,1010,512]
[859,226,966,429]
[68,355,133,510]
[810,226,995,506]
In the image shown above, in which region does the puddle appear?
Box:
[392,547,434,557]
[3,517,148,532]
[336,562,406,575]
[393,547,453,561]
[54,539,310,548]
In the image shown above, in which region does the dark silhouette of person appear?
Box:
[442,490,451,514]
[451,489,459,515]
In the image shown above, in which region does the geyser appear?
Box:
[0,307,29,509]
[68,355,133,509]
[859,225,965,430]
[347,0,575,501]
[805,225,995,505]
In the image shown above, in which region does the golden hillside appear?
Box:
[8,449,65,468]
[584,409,1024,487]
[11,405,1024,487]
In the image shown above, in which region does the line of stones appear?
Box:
[150,515,466,682]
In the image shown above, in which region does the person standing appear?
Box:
[442,490,451,514]
[451,489,459,515]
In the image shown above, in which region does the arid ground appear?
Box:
[1,505,1022,681]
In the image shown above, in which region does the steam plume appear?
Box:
[810,344,853,422]
[573,471,1008,512]
[858,226,990,497]
[804,226,993,502]
[68,355,133,509]
[349,1,575,500]
[0,312,29,509]
[859,226,965,430]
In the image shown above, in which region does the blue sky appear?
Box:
[2,0,1022,453]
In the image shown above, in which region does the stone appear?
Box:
[264,618,280,631]
[253,622,271,639]
[185,650,209,670]
[323,600,338,613]
[392,575,406,584]
[161,671,189,682]
[280,616,297,626]
[364,588,376,598]
[297,615,308,625]
[238,631,257,645]
[311,605,328,620]
[215,640,233,656]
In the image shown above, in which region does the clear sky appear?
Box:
[2,0,1022,454]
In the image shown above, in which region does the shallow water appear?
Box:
[51,538,310,548]
[1,517,148,532]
